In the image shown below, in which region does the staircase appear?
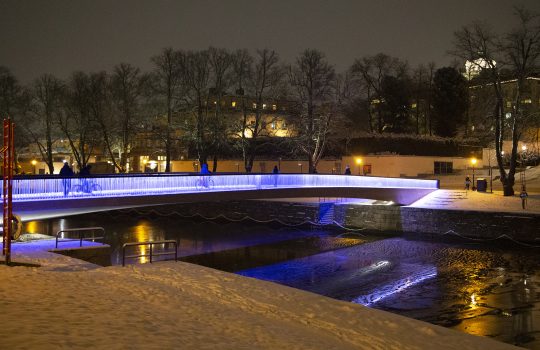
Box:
[318,203,335,225]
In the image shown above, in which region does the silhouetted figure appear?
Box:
[79,165,92,193]
[344,165,351,175]
[465,176,471,191]
[59,163,74,196]
[272,165,279,187]
[520,187,528,209]
[311,168,318,174]
[200,163,210,174]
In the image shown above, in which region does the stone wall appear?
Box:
[336,204,540,242]
[123,200,540,242]
[127,200,320,225]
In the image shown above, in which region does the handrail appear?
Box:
[55,227,106,248]
[9,174,439,202]
[122,240,178,266]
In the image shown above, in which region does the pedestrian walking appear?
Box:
[272,165,279,187]
[59,162,74,196]
[465,176,471,191]
[344,165,351,175]
[520,186,528,210]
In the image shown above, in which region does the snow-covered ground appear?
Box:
[0,240,518,350]
[1,169,538,349]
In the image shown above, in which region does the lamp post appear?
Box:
[355,157,363,175]
[488,148,493,193]
[521,145,527,189]
[235,163,239,173]
[298,163,303,173]
[31,159,37,175]
[471,158,477,191]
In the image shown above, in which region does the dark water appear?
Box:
[24,213,540,349]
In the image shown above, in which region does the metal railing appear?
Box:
[8,174,439,202]
[122,240,178,266]
[55,227,106,248]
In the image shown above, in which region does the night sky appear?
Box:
[1,0,539,83]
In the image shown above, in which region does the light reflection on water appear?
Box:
[24,214,540,349]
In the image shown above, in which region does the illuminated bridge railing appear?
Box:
[8,174,438,201]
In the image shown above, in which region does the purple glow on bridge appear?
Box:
[9,174,438,202]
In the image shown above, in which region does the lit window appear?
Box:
[252,103,257,109]
[213,101,217,105]
[281,122,287,130]
[411,103,417,109]
[231,101,236,107]
[522,98,532,104]
[262,104,267,109]
[506,101,512,108]
[271,121,276,129]
[272,104,277,111]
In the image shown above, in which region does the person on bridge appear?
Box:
[344,165,351,175]
[200,163,210,174]
[59,162,74,196]
[272,165,279,187]
[79,165,92,193]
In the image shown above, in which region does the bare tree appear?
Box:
[452,7,540,195]
[231,49,254,171]
[150,48,184,172]
[242,49,283,172]
[183,50,212,166]
[0,66,26,172]
[351,53,407,133]
[23,74,64,174]
[59,71,100,171]
[87,71,119,172]
[288,49,336,173]
[208,47,233,172]
[110,63,147,172]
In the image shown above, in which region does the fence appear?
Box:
[9,174,439,201]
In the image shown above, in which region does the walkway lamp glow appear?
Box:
[298,163,303,174]
[471,158,477,190]
[31,159,37,174]
[355,158,363,175]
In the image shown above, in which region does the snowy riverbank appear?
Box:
[1,240,518,349]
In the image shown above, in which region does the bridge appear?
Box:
[8,173,439,221]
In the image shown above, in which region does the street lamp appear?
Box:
[355,157,363,175]
[471,158,477,190]
[31,159,37,175]
[521,145,527,189]
[298,163,303,173]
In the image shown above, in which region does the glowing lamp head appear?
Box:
[142,159,148,165]
[355,158,362,165]
[471,158,477,166]
[522,145,527,151]
[62,159,67,163]
[31,160,37,166]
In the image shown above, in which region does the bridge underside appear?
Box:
[14,187,436,222]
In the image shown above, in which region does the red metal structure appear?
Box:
[2,118,14,264]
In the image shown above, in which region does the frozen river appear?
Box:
[25,213,540,349]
